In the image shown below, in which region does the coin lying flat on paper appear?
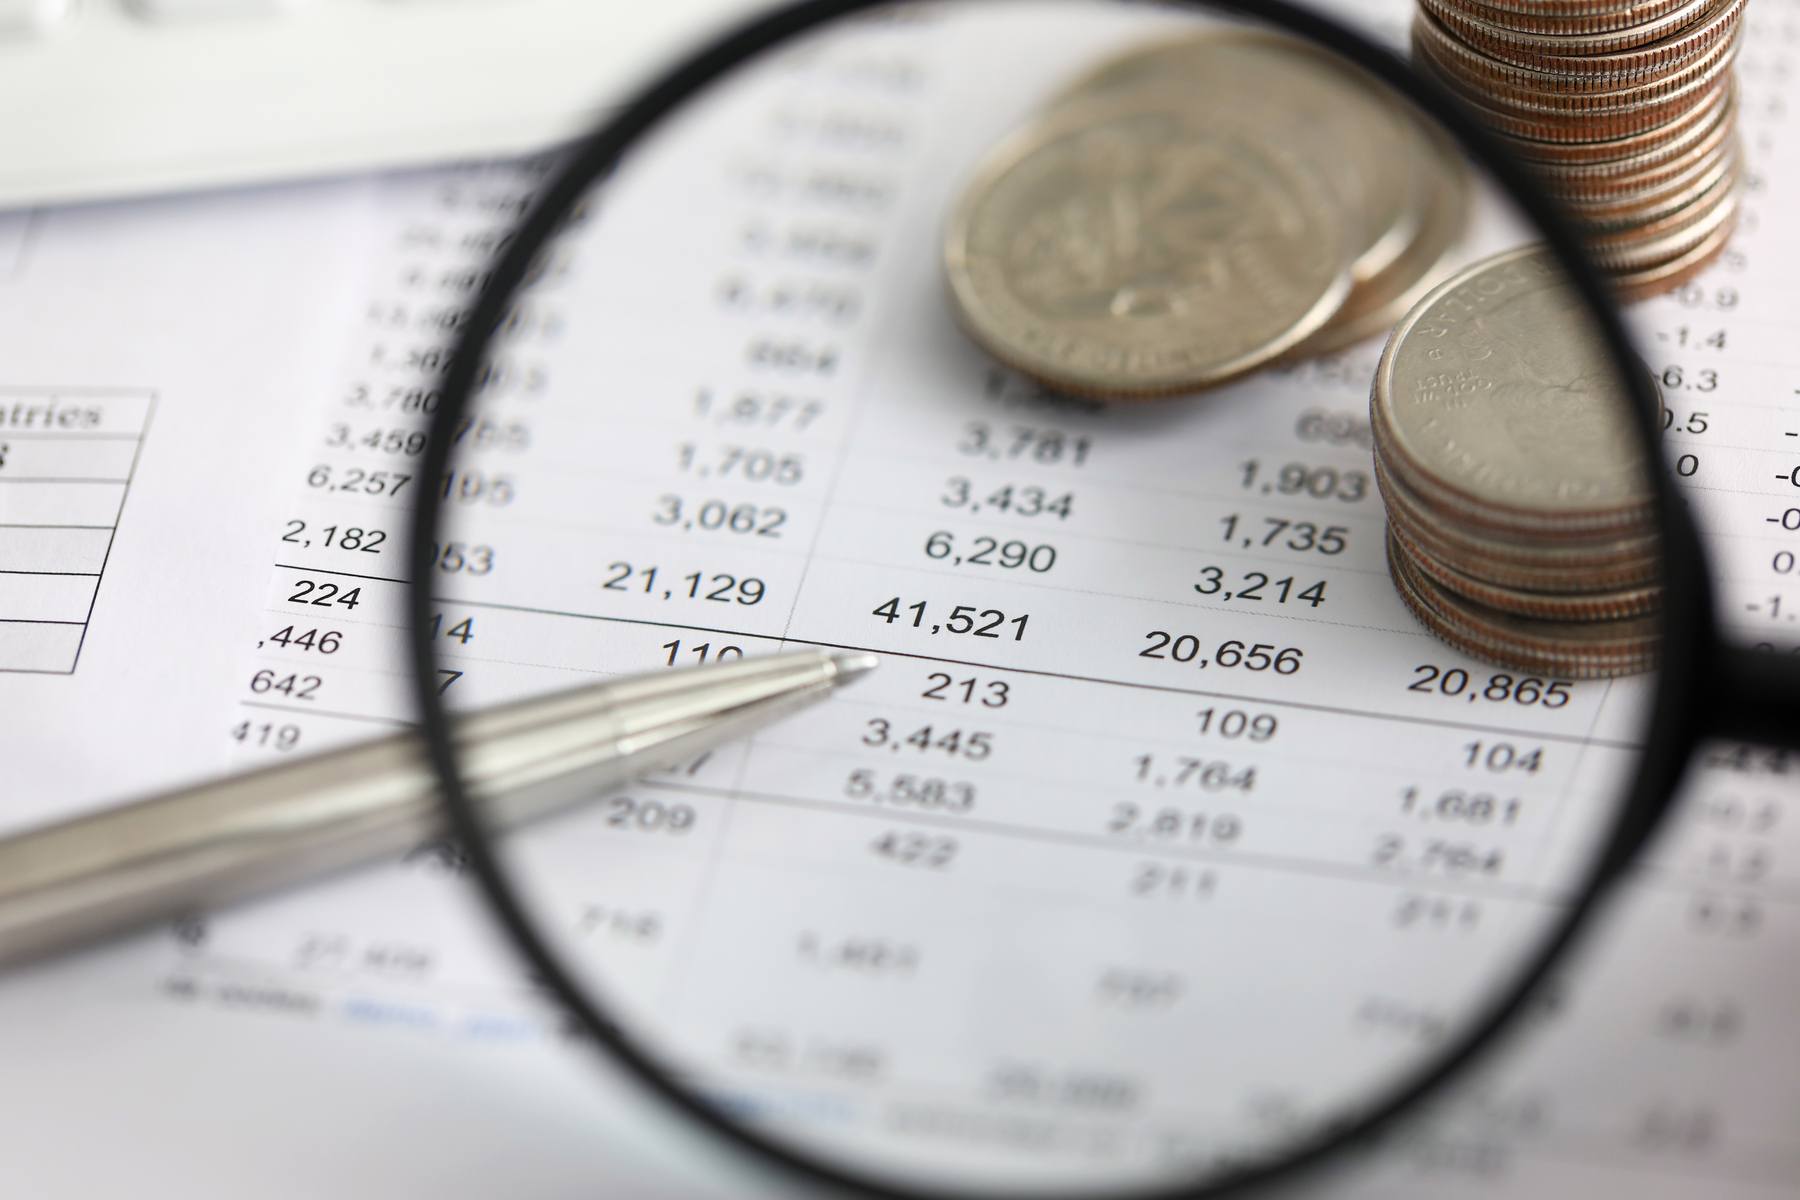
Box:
[1043,29,1432,285]
[1035,27,1473,362]
[941,25,1481,398]
[1289,124,1470,358]
[944,91,1353,399]
[1371,246,1663,678]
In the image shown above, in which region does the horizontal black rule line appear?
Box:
[237,700,412,727]
[267,572,1642,746]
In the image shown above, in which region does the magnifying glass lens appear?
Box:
[428,2,1668,1192]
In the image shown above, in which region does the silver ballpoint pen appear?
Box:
[0,649,877,969]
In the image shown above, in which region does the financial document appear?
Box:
[2,1,1800,1196]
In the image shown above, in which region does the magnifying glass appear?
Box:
[406,1,1792,1196]
[0,2,1780,1191]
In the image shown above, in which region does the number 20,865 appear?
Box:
[1408,665,1569,708]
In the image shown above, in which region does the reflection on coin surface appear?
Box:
[1373,246,1651,531]
[944,92,1351,398]
[1047,30,1425,283]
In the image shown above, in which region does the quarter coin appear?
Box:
[1388,533,1661,678]
[1289,125,1471,357]
[1045,30,1428,284]
[1389,519,1662,619]
[944,91,1352,399]
[1371,246,1655,536]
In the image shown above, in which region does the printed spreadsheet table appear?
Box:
[0,388,152,674]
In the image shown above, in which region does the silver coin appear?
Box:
[1371,245,1654,533]
[1045,29,1426,284]
[1290,123,1470,357]
[1588,173,1740,270]
[944,90,1352,399]
[1374,450,1659,589]
[1388,517,1661,620]
[1387,532,1660,679]
[1411,0,1744,297]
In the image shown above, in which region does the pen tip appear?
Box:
[829,652,880,685]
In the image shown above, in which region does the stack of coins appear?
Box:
[1412,0,1744,300]
[1373,246,1661,678]
[943,31,1470,401]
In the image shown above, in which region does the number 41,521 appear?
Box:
[873,598,1029,642]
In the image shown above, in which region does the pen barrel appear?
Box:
[0,735,450,969]
[0,653,846,968]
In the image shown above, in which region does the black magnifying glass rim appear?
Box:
[409,1,1715,1196]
